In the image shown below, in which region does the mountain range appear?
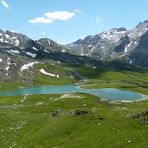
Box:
[0,20,148,81]
[67,20,148,67]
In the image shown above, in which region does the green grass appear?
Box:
[0,82,26,92]
[0,62,148,147]
[0,93,147,147]
[32,63,76,85]
[79,69,148,95]
[0,62,147,94]
[0,62,76,92]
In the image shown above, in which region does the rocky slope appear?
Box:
[0,29,93,63]
[0,19,148,81]
[66,20,148,67]
[0,29,98,82]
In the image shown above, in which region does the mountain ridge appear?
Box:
[66,20,148,67]
[0,20,148,68]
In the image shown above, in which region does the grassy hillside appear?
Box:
[0,61,148,95]
[0,61,147,147]
[0,93,147,147]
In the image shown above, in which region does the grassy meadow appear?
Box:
[0,62,147,147]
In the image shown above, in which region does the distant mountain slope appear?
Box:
[126,31,148,67]
[0,29,96,65]
[66,20,148,67]
[0,20,148,69]
[0,29,102,82]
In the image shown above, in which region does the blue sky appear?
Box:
[0,0,148,44]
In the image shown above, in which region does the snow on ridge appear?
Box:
[101,29,126,40]
[15,39,19,46]
[44,49,49,53]
[134,41,138,45]
[124,41,133,53]
[5,40,9,44]
[62,49,65,53]
[5,34,9,39]
[10,49,20,54]
[5,66,9,71]
[0,58,2,62]
[5,58,11,72]
[0,38,4,43]
[124,45,128,53]
[88,45,93,48]
[127,41,133,48]
[25,52,36,58]
[21,62,38,71]
[10,36,17,40]
[33,47,38,51]
[40,68,59,78]
[130,60,133,64]
[48,40,51,45]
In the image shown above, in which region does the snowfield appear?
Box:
[21,62,38,71]
[25,52,36,58]
[40,68,59,78]
[10,50,20,54]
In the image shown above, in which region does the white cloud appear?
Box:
[45,11,75,20]
[0,0,9,8]
[29,11,75,24]
[29,17,53,24]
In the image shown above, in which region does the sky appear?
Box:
[0,0,148,44]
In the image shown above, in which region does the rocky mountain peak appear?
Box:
[0,29,30,48]
[66,20,148,67]
[0,20,148,68]
[136,20,148,29]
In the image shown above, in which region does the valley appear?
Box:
[0,59,148,147]
[0,21,148,147]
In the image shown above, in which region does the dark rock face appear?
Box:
[1,20,148,68]
[73,109,88,116]
[115,27,127,32]
[131,110,148,125]
[0,29,100,81]
[0,29,98,66]
[114,35,130,53]
[37,38,66,52]
[128,31,148,67]
[66,20,148,67]
[51,110,59,117]
[132,110,148,119]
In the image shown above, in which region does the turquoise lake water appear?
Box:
[0,84,145,101]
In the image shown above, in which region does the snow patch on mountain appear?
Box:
[21,62,38,71]
[5,34,9,39]
[10,50,20,54]
[100,29,126,41]
[32,47,38,51]
[40,68,59,78]
[48,40,50,45]
[0,37,4,43]
[130,60,133,64]
[25,52,36,58]
[15,39,19,46]
[44,49,50,53]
